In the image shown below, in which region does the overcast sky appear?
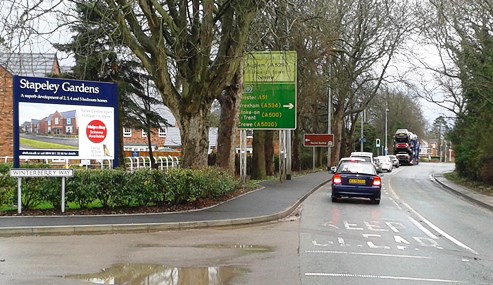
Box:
[3,2,452,128]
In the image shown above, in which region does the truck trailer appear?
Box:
[393,129,420,165]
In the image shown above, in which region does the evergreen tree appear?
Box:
[55,1,169,167]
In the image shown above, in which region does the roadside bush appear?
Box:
[0,163,55,209]
[163,169,199,204]
[162,168,237,204]
[21,177,45,209]
[66,169,97,209]
[200,167,237,198]
[91,169,127,208]
[0,164,239,213]
[0,174,15,206]
[124,169,166,206]
[39,177,63,209]
[0,163,12,175]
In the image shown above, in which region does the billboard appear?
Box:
[13,76,119,166]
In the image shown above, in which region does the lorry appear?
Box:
[393,129,420,165]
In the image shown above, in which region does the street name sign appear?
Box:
[9,168,74,177]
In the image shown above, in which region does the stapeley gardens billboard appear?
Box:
[12,76,119,167]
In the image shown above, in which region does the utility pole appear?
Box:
[360,109,364,151]
[385,105,389,155]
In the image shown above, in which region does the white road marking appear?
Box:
[337,237,345,246]
[363,234,391,249]
[394,235,410,245]
[385,221,405,232]
[389,196,402,209]
[402,202,478,255]
[344,221,363,230]
[409,216,439,239]
[304,273,465,283]
[305,250,431,259]
[387,175,478,255]
[312,240,333,247]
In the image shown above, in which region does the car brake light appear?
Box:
[373,176,381,186]
[332,174,342,184]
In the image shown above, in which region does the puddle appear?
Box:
[67,264,245,285]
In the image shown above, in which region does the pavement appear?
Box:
[0,171,492,237]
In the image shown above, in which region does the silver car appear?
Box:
[387,155,400,168]
[373,157,383,173]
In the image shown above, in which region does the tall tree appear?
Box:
[96,0,266,169]
[55,1,170,167]
[424,0,493,182]
[327,0,417,166]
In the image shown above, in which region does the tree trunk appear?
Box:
[216,71,242,175]
[146,129,157,169]
[117,100,125,169]
[292,130,301,171]
[251,130,266,180]
[265,131,275,176]
[179,109,211,169]
[332,106,345,165]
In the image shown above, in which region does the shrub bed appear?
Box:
[0,164,239,214]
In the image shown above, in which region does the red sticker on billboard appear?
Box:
[86,120,107,143]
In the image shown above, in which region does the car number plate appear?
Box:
[349,179,366,185]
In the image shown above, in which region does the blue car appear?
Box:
[330,159,381,204]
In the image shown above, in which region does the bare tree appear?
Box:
[99,0,268,169]
[326,0,417,164]
[0,1,69,53]
[2,1,267,170]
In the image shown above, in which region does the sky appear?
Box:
[2,1,454,129]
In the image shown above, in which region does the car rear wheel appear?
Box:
[331,196,338,202]
[372,198,380,205]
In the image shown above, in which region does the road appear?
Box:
[1,163,492,284]
[300,163,493,284]
[0,220,301,285]
[20,133,79,148]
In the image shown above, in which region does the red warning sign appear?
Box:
[86,120,107,143]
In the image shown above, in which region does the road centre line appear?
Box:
[304,273,465,283]
[305,250,431,259]
[387,176,478,255]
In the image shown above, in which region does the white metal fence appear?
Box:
[0,156,181,171]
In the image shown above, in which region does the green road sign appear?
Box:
[240,51,297,130]
[240,83,296,129]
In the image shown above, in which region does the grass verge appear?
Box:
[444,172,493,196]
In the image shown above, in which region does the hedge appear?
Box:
[0,165,238,212]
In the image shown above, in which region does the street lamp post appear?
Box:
[385,105,389,155]
[360,109,364,151]
[327,82,332,168]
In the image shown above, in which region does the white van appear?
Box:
[350,151,374,164]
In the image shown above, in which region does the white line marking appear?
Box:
[304,273,465,283]
[403,202,479,255]
[305,250,431,259]
[387,175,478,255]
[409,216,438,239]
